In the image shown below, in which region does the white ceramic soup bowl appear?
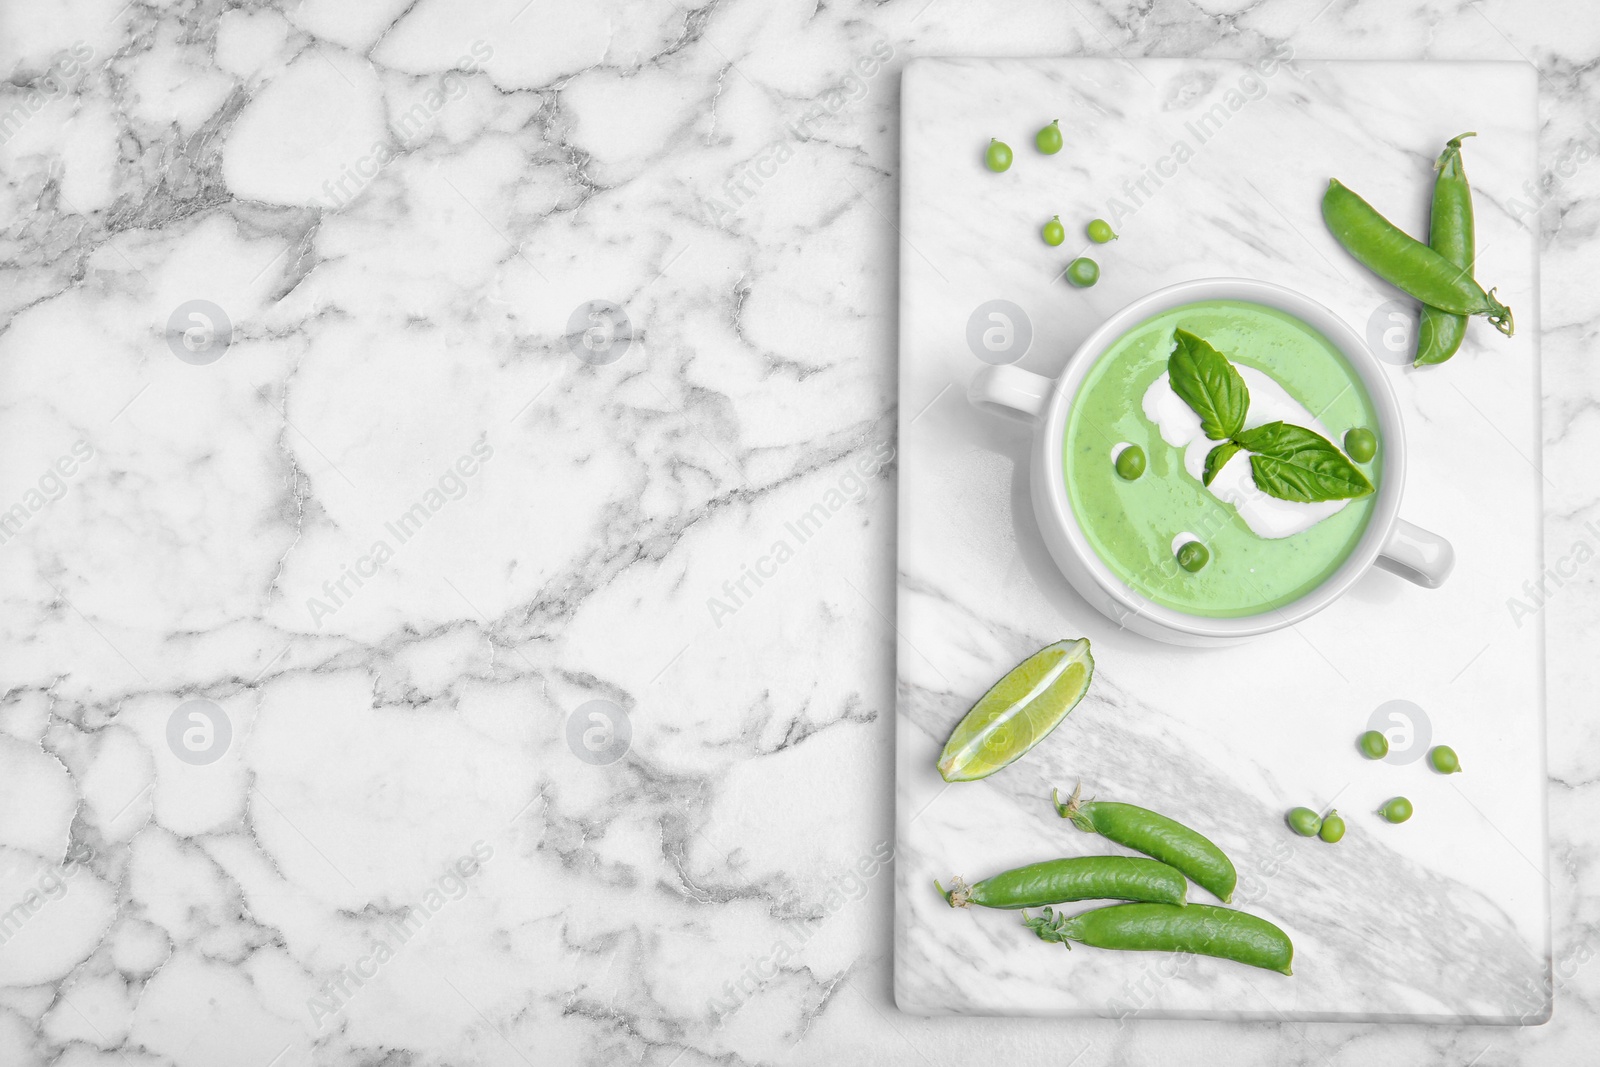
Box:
[968,278,1453,646]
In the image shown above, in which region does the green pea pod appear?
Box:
[1321,178,1513,336]
[1415,133,1477,365]
[1025,902,1294,975]
[1054,785,1237,903]
[939,856,1188,910]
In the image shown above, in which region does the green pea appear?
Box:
[985,138,1013,172]
[1176,540,1209,573]
[938,855,1187,910]
[1026,902,1294,975]
[1344,427,1377,463]
[1358,729,1389,760]
[1318,810,1345,843]
[1042,215,1065,246]
[1035,120,1063,155]
[1087,218,1118,243]
[1066,257,1099,287]
[1115,445,1145,480]
[1429,745,1461,774]
[1286,807,1322,837]
[1380,797,1413,823]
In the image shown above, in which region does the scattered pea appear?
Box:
[1042,215,1065,246]
[1344,427,1377,463]
[1087,219,1118,243]
[1176,540,1209,573]
[985,138,1013,172]
[1115,445,1145,480]
[1429,745,1461,774]
[1286,807,1322,837]
[1380,797,1413,823]
[1358,730,1389,760]
[1318,810,1345,843]
[1066,257,1099,287]
[1035,120,1063,155]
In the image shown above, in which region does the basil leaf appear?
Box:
[1168,329,1250,441]
[1235,421,1376,502]
[1202,441,1241,486]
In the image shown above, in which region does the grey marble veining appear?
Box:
[0,1,1596,1064]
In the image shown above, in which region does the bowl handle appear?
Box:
[967,364,1052,423]
[1375,518,1455,588]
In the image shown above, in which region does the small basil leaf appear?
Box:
[1232,420,1288,452]
[1168,329,1250,441]
[1202,441,1241,486]
[1236,421,1375,502]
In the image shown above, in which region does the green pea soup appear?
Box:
[1062,299,1381,618]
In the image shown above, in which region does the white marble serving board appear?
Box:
[893,58,1547,1022]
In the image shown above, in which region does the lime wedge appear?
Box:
[937,639,1094,782]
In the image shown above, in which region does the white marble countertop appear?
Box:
[0,1,1595,1064]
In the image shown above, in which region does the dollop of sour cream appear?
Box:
[1141,367,1349,539]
